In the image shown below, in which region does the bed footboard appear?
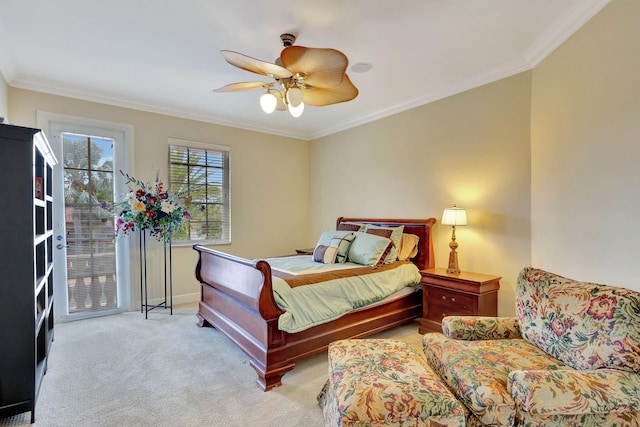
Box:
[193,245,292,390]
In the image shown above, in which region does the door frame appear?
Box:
[37,111,136,321]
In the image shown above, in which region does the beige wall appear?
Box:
[309,72,533,316]
[530,0,640,290]
[9,88,311,306]
[7,0,637,316]
[0,72,7,120]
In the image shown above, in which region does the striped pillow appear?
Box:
[314,231,356,263]
[313,242,339,264]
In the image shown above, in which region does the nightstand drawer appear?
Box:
[419,268,501,334]
[428,302,474,321]
[428,287,475,311]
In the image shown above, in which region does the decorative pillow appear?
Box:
[313,241,339,264]
[347,231,394,268]
[363,224,404,263]
[336,222,365,232]
[315,231,356,263]
[398,233,420,261]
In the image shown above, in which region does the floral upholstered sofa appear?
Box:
[422,267,640,426]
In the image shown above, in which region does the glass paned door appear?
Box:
[62,133,117,315]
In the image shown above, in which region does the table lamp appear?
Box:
[441,205,467,274]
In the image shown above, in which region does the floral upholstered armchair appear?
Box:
[422,267,640,427]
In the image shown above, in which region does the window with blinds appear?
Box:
[168,140,230,244]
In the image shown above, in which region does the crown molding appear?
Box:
[310,57,532,140]
[7,0,609,143]
[524,0,610,67]
[9,77,311,140]
[311,0,610,140]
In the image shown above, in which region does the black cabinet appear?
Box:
[0,124,57,422]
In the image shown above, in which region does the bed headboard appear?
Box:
[336,217,436,271]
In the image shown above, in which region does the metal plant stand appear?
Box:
[139,230,173,319]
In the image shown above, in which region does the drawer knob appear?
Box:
[442,295,446,300]
[451,297,456,303]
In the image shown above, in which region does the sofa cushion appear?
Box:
[423,332,569,426]
[512,412,640,427]
[516,267,640,372]
[508,368,640,416]
[321,338,466,427]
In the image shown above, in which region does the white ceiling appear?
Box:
[0,0,609,140]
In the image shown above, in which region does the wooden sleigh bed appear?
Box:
[193,217,436,391]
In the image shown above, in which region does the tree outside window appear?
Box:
[168,141,230,244]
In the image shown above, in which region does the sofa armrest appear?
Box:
[441,316,521,340]
[508,369,640,415]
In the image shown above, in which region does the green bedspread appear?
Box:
[267,255,422,333]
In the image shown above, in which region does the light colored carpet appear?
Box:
[0,304,423,427]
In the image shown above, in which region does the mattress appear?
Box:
[267,255,422,333]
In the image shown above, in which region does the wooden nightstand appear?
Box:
[419,268,501,334]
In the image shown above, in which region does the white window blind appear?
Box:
[168,140,230,244]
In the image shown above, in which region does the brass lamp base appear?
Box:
[446,225,461,274]
[446,251,460,274]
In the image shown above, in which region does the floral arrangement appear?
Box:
[114,171,191,242]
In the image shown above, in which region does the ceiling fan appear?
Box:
[213,33,358,118]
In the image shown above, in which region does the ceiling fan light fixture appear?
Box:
[286,86,304,108]
[215,32,358,118]
[259,91,277,114]
[275,90,287,111]
[288,101,304,118]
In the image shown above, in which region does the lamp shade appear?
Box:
[441,206,467,226]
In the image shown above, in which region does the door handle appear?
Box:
[56,244,69,250]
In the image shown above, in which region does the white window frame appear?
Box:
[168,138,231,246]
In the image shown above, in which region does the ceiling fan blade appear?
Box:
[302,74,359,106]
[280,46,348,88]
[220,50,292,79]
[213,81,272,92]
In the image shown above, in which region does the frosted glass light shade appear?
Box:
[441,206,467,226]
[260,92,277,114]
[288,102,304,118]
[286,86,304,107]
